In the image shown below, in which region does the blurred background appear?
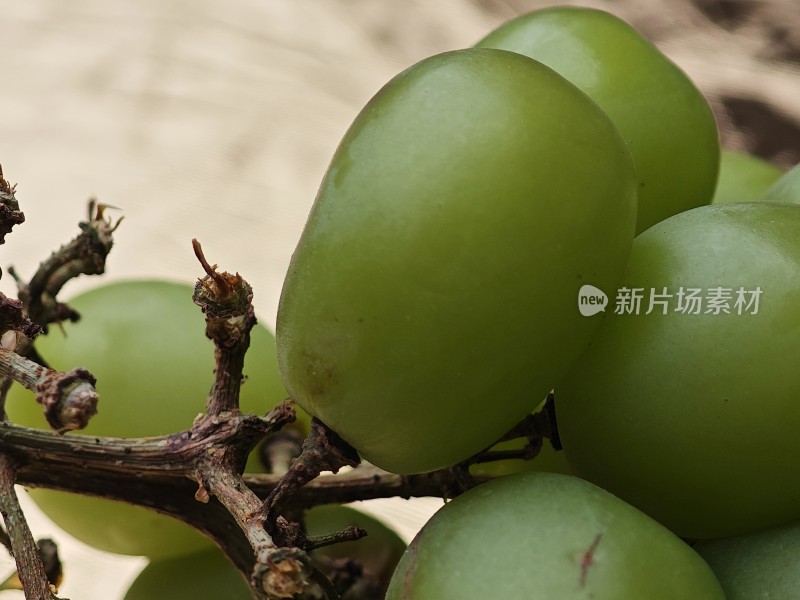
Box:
[0,0,798,597]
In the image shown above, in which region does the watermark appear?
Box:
[578,284,609,317]
[578,285,762,316]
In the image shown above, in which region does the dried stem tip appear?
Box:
[0,293,42,340]
[15,199,121,334]
[0,348,98,432]
[192,239,256,346]
[254,547,315,600]
[0,165,25,246]
[192,240,252,315]
[191,239,258,415]
[38,369,100,433]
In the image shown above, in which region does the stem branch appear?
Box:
[0,453,61,600]
[0,348,98,432]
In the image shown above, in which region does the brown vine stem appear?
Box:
[0,348,98,432]
[0,453,62,600]
[0,294,43,422]
[0,416,481,507]
[0,522,11,553]
[190,241,338,599]
[198,451,312,600]
[248,464,489,507]
[261,419,360,548]
[0,166,25,247]
[4,199,120,422]
[192,239,256,416]
[0,417,482,587]
[13,200,120,332]
[7,407,294,585]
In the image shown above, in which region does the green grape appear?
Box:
[694,520,800,599]
[8,280,308,559]
[711,150,783,204]
[124,548,250,600]
[477,6,720,233]
[760,161,800,203]
[386,472,725,600]
[557,203,800,539]
[277,48,637,475]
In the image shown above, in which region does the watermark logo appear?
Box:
[578,284,608,317]
[578,285,763,317]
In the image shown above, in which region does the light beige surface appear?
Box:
[0,0,503,315]
[0,1,796,598]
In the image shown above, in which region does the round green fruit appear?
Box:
[386,472,725,600]
[277,48,637,474]
[124,548,250,600]
[9,279,304,558]
[557,203,800,538]
[711,150,783,204]
[760,161,800,204]
[694,521,800,599]
[477,6,720,233]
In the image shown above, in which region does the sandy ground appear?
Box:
[0,1,797,598]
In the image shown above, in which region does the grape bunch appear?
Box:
[11,6,800,600]
[277,6,800,600]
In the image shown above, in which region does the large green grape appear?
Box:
[694,520,800,599]
[9,280,306,559]
[277,48,637,475]
[711,150,783,204]
[760,161,800,204]
[386,472,725,600]
[557,203,800,539]
[477,6,720,233]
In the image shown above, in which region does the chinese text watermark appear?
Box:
[578,285,762,317]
